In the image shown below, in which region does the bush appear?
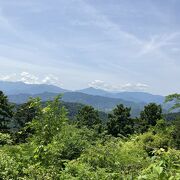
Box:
[0,150,20,179]
[60,137,150,178]
[0,133,12,145]
[138,148,180,179]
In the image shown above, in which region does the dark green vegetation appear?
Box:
[0,91,180,179]
[0,91,13,132]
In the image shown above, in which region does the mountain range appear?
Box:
[0,81,68,95]
[78,87,164,104]
[0,81,168,117]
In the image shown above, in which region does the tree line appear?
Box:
[0,90,178,138]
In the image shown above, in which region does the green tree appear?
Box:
[29,96,68,145]
[165,93,180,111]
[0,91,13,131]
[107,104,134,137]
[76,106,101,129]
[133,117,148,134]
[14,99,38,129]
[13,98,40,143]
[140,103,162,127]
[173,117,180,149]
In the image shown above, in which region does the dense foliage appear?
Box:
[0,91,13,131]
[76,105,101,128]
[0,91,179,179]
[107,104,134,137]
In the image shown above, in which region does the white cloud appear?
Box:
[121,83,149,91]
[20,72,39,84]
[42,74,63,86]
[88,80,113,90]
[75,0,142,45]
[0,73,17,81]
[89,80,149,92]
[139,32,180,56]
[136,83,149,88]
[0,72,63,87]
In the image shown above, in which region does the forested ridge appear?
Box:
[0,91,179,179]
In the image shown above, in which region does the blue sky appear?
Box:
[0,0,179,95]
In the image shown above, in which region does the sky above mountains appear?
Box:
[0,0,179,95]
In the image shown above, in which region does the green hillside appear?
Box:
[0,92,179,179]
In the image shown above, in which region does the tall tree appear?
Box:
[0,91,13,131]
[29,96,68,145]
[76,106,101,128]
[13,99,40,143]
[140,103,162,127]
[107,104,134,137]
[14,99,38,129]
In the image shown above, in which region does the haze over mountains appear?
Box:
[0,81,167,117]
[0,81,164,101]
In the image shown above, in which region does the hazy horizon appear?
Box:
[0,79,174,96]
[0,0,179,95]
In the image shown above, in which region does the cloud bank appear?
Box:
[0,72,63,87]
[88,80,149,92]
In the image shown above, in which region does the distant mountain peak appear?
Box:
[0,80,69,95]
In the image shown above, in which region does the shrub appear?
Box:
[0,133,12,145]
